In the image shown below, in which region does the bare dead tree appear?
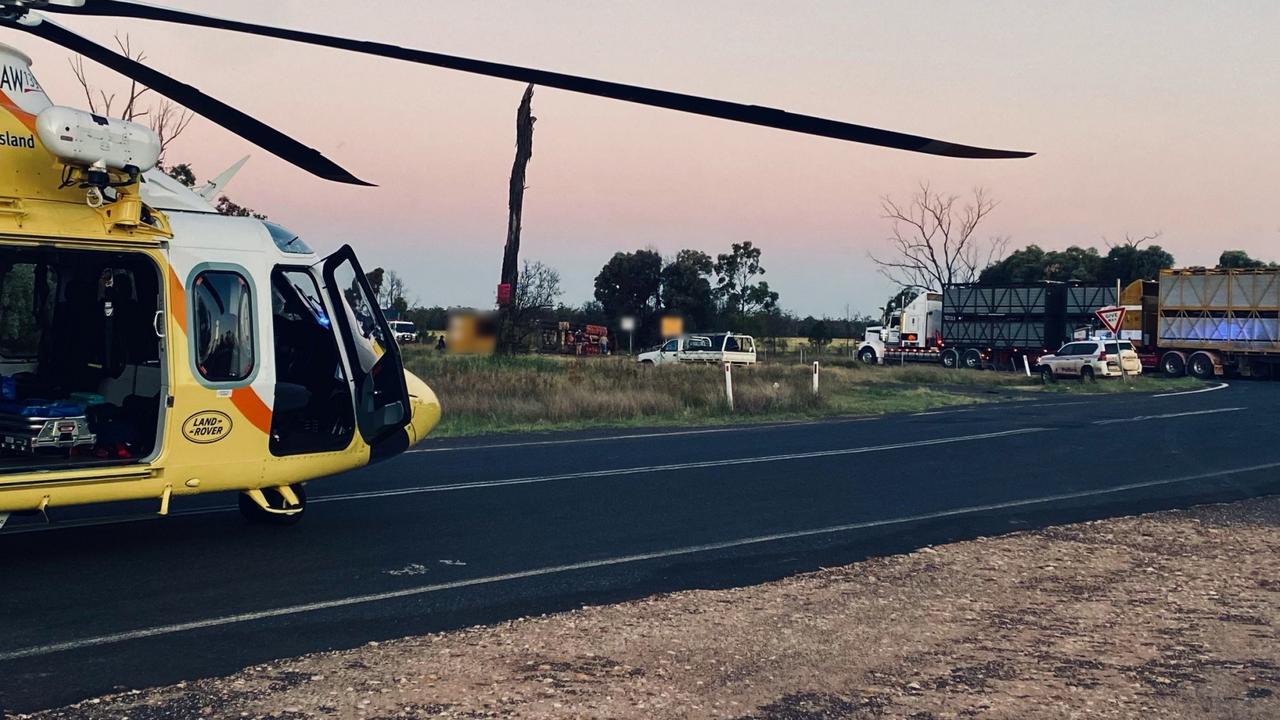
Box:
[497,84,536,352]
[68,34,193,166]
[870,182,1008,291]
[149,99,194,162]
[508,259,562,348]
[1102,230,1162,249]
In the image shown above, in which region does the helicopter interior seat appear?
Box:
[31,270,106,398]
[269,271,354,456]
[85,262,164,450]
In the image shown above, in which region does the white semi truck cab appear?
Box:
[856,292,943,364]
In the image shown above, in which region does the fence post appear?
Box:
[812,361,820,395]
[723,362,734,411]
[1022,355,1032,377]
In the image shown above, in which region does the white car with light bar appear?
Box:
[1035,339,1142,383]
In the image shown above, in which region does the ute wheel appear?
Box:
[857,347,878,365]
[961,349,983,370]
[239,484,307,526]
[1188,352,1216,380]
[1039,366,1056,384]
[941,349,960,369]
[1080,366,1096,383]
[639,360,654,366]
[1160,352,1186,377]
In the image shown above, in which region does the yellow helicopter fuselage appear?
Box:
[0,44,439,522]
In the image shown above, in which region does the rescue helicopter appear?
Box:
[0,0,1032,528]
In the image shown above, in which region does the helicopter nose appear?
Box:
[403,370,442,446]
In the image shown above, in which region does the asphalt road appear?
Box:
[2,381,1278,712]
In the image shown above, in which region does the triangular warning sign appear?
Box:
[1094,306,1126,334]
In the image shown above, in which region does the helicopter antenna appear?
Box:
[197,155,249,201]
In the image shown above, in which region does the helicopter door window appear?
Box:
[322,246,410,446]
[191,270,255,383]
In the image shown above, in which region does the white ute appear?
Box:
[637,333,757,366]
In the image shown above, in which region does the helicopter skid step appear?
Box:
[243,486,303,515]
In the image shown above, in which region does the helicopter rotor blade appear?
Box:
[10,13,374,186]
[43,0,1034,159]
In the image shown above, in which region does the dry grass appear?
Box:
[403,351,827,436]
[400,349,1202,437]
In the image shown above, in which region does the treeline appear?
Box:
[980,244,1275,286]
[394,238,875,352]
[392,233,1275,353]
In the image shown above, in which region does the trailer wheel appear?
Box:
[239,484,307,526]
[941,349,960,369]
[1160,352,1186,377]
[1080,366,1096,383]
[961,349,983,370]
[857,347,878,365]
[1039,366,1056,384]
[1188,352,1216,380]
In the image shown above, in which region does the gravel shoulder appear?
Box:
[15,497,1280,720]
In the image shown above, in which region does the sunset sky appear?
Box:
[10,1,1280,316]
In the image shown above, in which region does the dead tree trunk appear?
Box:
[497,84,536,353]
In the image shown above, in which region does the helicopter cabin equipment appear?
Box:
[0,1,1031,528]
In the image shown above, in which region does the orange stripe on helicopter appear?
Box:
[0,91,37,132]
[231,387,273,434]
[167,266,187,334]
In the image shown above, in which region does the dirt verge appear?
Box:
[16,498,1280,720]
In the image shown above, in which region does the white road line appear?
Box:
[7,457,1280,662]
[909,400,1090,417]
[315,428,1048,503]
[1092,407,1244,425]
[410,417,879,453]
[0,427,1045,535]
[1153,382,1230,398]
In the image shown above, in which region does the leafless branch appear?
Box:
[1102,230,1162,250]
[66,34,194,166]
[869,183,1004,291]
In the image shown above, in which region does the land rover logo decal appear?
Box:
[182,411,232,444]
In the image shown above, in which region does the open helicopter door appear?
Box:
[319,246,411,457]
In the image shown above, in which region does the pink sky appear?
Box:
[11,1,1280,316]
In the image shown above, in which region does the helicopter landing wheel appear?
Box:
[239,483,307,526]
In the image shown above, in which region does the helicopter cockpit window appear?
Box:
[192,270,255,382]
[264,222,313,255]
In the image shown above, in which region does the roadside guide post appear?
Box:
[812,361,820,395]
[1094,301,1128,384]
[723,362,734,411]
[620,316,636,355]
[1022,355,1031,377]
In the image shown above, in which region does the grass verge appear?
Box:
[401,348,1205,437]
